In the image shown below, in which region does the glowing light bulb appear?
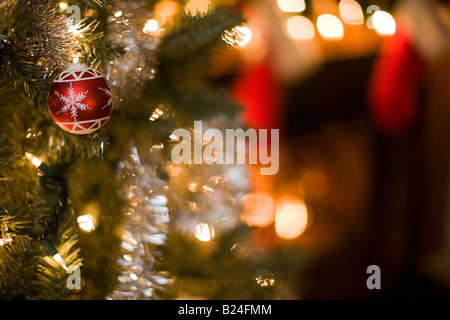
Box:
[286,16,315,40]
[0,237,12,246]
[143,19,159,33]
[372,11,396,35]
[277,0,306,13]
[149,107,164,121]
[77,214,96,233]
[185,0,211,15]
[52,253,68,271]
[25,152,42,167]
[114,10,123,18]
[195,223,215,242]
[316,14,344,40]
[59,2,68,11]
[43,239,67,270]
[339,0,364,25]
[275,197,308,240]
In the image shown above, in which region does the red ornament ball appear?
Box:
[48,63,114,134]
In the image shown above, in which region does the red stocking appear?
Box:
[368,26,426,136]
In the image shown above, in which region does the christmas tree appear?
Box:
[0,0,307,300]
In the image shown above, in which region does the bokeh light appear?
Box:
[143,19,159,33]
[241,192,276,227]
[275,197,308,240]
[277,0,306,13]
[339,0,364,25]
[316,14,344,40]
[59,2,68,11]
[286,16,315,40]
[372,11,396,35]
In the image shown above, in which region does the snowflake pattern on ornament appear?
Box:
[98,86,113,110]
[56,82,90,121]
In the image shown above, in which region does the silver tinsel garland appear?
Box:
[106,143,172,300]
[106,0,161,102]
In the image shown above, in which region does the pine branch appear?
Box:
[153,6,245,119]
[79,18,127,67]
[35,227,82,299]
[0,236,37,299]
[158,7,245,62]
